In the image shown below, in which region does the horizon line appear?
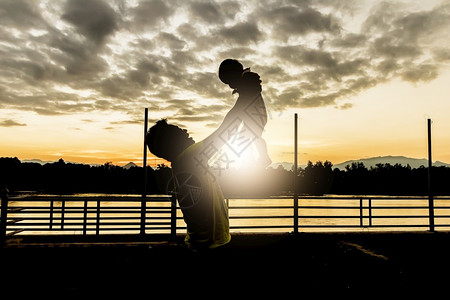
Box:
[3,155,449,168]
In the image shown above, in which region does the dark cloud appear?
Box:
[259,4,341,40]
[401,64,439,83]
[0,0,449,122]
[300,92,341,108]
[433,48,450,61]
[331,33,367,48]
[189,2,226,24]
[371,36,421,59]
[177,23,200,42]
[0,119,27,127]
[363,1,450,58]
[263,1,450,109]
[337,103,353,110]
[0,0,47,29]
[48,24,109,80]
[157,32,187,50]
[181,71,230,100]
[187,1,240,26]
[100,75,142,99]
[110,118,144,125]
[129,0,174,30]
[216,22,263,44]
[271,42,370,108]
[62,0,119,45]
[275,45,338,68]
[159,98,227,124]
[274,86,304,109]
[362,2,401,34]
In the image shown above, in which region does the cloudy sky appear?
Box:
[1,0,450,166]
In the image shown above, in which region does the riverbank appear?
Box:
[2,232,450,296]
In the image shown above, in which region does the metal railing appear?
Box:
[0,194,176,242]
[2,193,450,244]
[224,196,450,232]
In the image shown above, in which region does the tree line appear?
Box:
[1,157,449,196]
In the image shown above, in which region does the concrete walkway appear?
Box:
[2,232,450,296]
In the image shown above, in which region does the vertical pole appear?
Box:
[141,108,149,235]
[83,199,88,235]
[143,108,149,197]
[293,113,299,234]
[368,198,372,227]
[170,195,177,239]
[96,200,100,235]
[49,199,54,230]
[428,118,435,232]
[61,200,65,230]
[359,198,363,227]
[1,187,9,246]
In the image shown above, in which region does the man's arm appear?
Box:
[197,71,263,157]
[200,99,245,150]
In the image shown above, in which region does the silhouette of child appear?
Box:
[218,59,272,168]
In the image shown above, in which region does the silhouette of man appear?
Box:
[146,59,271,250]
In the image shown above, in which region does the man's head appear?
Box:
[146,119,195,162]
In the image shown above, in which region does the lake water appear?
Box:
[227,197,450,232]
[5,195,450,235]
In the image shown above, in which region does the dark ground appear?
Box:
[2,232,450,297]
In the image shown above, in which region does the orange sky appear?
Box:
[2,67,450,168]
[1,1,450,167]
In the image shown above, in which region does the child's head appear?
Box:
[218,59,244,89]
[219,59,261,95]
[146,119,195,162]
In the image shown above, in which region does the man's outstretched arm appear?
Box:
[200,99,246,150]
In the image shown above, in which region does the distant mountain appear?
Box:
[333,156,450,170]
[269,156,450,171]
[19,156,450,171]
[123,162,138,169]
[269,161,310,170]
[20,158,130,168]
[22,158,100,167]
[22,158,55,165]
[269,162,294,170]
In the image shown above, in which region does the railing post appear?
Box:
[141,108,149,236]
[427,118,435,232]
[140,197,146,235]
[293,113,299,234]
[359,198,363,227]
[83,199,88,235]
[96,200,100,235]
[143,108,148,197]
[60,199,65,230]
[1,187,9,246]
[368,198,372,227]
[49,199,54,229]
[170,195,177,239]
